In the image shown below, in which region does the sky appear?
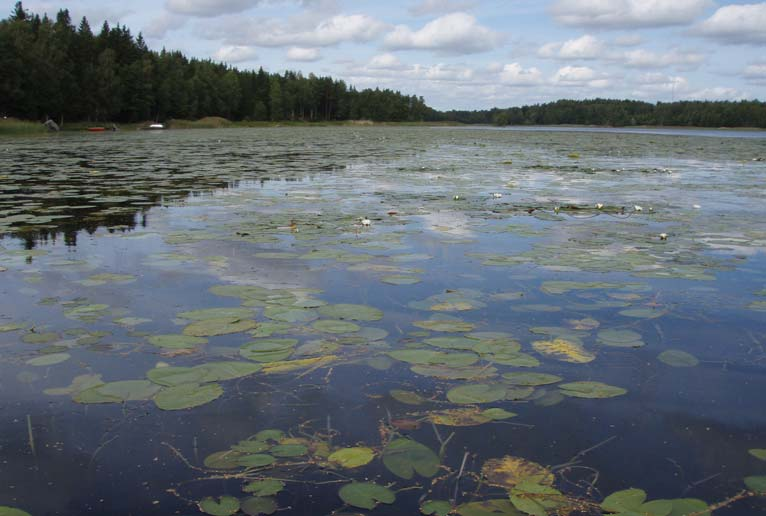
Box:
[20,0,766,110]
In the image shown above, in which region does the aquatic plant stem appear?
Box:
[26,414,35,456]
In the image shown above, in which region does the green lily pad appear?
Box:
[22,332,58,344]
[75,380,161,403]
[559,381,627,399]
[658,350,699,367]
[601,489,647,513]
[533,339,595,363]
[264,306,318,323]
[241,496,277,516]
[390,389,426,405]
[447,384,507,404]
[178,307,254,320]
[204,450,243,469]
[44,374,104,396]
[502,372,562,386]
[749,449,766,461]
[456,499,519,515]
[147,367,206,387]
[312,319,361,333]
[481,408,518,420]
[317,303,383,321]
[237,454,276,468]
[388,349,479,366]
[154,382,223,410]
[382,275,422,285]
[200,495,240,516]
[195,361,263,382]
[745,475,766,493]
[243,479,285,496]
[0,508,32,516]
[26,352,71,366]
[424,336,479,350]
[270,444,308,457]
[338,482,395,510]
[382,438,440,479]
[240,339,298,362]
[183,317,257,337]
[667,499,710,516]
[329,447,375,468]
[414,320,475,332]
[421,500,452,516]
[147,334,207,349]
[597,329,644,348]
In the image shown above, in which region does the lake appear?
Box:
[1,126,765,516]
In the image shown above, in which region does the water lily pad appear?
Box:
[481,408,517,420]
[447,384,507,404]
[178,307,254,320]
[0,507,32,516]
[338,482,395,510]
[204,450,243,469]
[196,361,263,382]
[200,495,240,516]
[26,352,71,366]
[382,438,440,479]
[75,380,161,403]
[241,496,277,516]
[148,334,207,349]
[502,372,562,386]
[262,356,336,374]
[658,350,699,367]
[154,382,223,410]
[421,500,452,516]
[183,317,257,337]
[382,275,422,285]
[482,456,554,488]
[667,499,710,516]
[317,304,383,321]
[745,475,766,493]
[270,444,307,457]
[243,479,285,496]
[559,381,627,399]
[456,500,519,516]
[597,329,644,348]
[411,364,496,380]
[312,319,361,333]
[240,339,298,362]
[329,447,375,468]
[389,349,479,366]
[22,332,58,344]
[44,374,104,396]
[264,306,318,323]
[749,449,766,461]
[237,454,276,468]
[147,366,206,386]
[533,339,595,363]
[601,489,646,513]
[429,408,493,427]
[424,336,479,350]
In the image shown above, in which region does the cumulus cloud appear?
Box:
[499,63,544,86]
[619,48,706,70]
[384,12,504,54]
[166,0,262,17]
[550,0,711,29]
[539,34,605,60]
[632,73,690,97]
[552,66,610,88]
[613,34,643,47]
[143,13,187,39]
[744,63,766,79]
[367,53,405,70]
[409,0,478,16]
[695,3,766,45]
[212,45,259,63]
[286,46,321,61]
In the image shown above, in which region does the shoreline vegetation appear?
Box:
[2,116,765,137]
[3,3,766,137]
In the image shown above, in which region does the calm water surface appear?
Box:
[1,127,765,516]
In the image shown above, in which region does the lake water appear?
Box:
[1,127,765,516]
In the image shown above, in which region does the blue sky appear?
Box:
[21,0,766,109]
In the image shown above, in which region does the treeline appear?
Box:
[0,2,434,124]
[439,99,766,128]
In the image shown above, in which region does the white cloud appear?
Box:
[166,0,261,17]
[499,63,544,86]
[551,66,610,88]
[384,12,504,54]
[368,53,405,70]
[409,0,478,16]
[613,34,643,47]
[212,45,259,63]
[685,87,748,100]
[620,48,706,70]
[744,63,766,79]
[286,46,321,61]
[251,14,387,47]
[539,34,604,60]
[696,3,766,45]
[550,0,711,29]
[632,73,690,97]
[143,13,187,39]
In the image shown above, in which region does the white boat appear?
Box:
[148,123,165,130]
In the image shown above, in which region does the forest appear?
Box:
[2,2,765,128]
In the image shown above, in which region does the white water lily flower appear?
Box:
[453,195,461,200]
[693,204,701,209]
[634,205,643,212]
[595,203,604,210]
[361,218,371,227]
[554,206,560,214]
[491,192,503,198]
[659,233,668,240]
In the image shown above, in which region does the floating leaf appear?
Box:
[243,479,284,496]
[147,367,206,387]
[241,496,277,516]
[312,319,361,333]
[148,334,207,349]
[745,476,766,493]
[667,499,710,516]
[429,408,493,427]
[264,306,318,323]
[329,447,375,468]
[195,361,262,382]
[658,350,699,368]
[154,382,223,410]
[178,307,254,320]
[502,372,562,386]
[597,329,644,348]
[26,352,71,366]
[0,508,32,516]
[183,317,257,337]
[317,304,383,321]
[532,338,595,363]
[237,454,276,468]
[447,384,507,404]
[270,444,307,457]
[749,449,766,461]
[482,456,554,488]
[22,332,58,344]
[414,319,475,332]
[44,374,104,396]
[382,438,440,479]
[388,349,478,366]
[338,482,395,510]
[421,500,452,516]
[425,336,479,350]
[200,496,240,516]
[204,450,243,469]
[481,408,518,420]
[390,389,426,405]
[601,489,646,513]
[262,355,336,374]
[75,380,161,403]
[411,364,497,380]
[382,275,422,285]
[240,339,297,362]
[456,499,520,515]
[559,381,626,399]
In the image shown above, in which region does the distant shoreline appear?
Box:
[2,117,764,136]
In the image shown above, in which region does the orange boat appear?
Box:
[87,127,106,132]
